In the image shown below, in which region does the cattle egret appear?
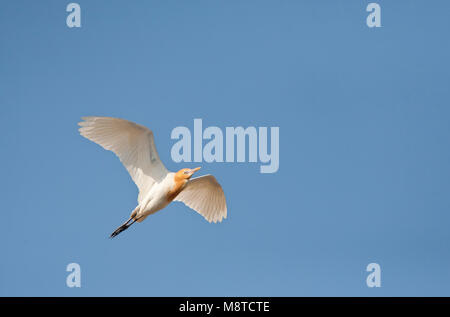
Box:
[78,116,227,238]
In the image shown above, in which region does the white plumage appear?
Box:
[174,175,227,223]
[78,116,227,237]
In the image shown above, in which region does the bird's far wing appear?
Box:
[174,175,227,223]
[78,116,169,203]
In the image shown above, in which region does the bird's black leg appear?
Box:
[110,217,136,238]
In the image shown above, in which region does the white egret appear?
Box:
[78,116,227,238]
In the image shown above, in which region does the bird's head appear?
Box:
[175,167,201,180]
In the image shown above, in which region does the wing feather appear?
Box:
[174,175,227,223]
[78,116,169,203]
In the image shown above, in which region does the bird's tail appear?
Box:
[110,218,137,238]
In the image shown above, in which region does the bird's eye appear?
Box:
[184,170,190,174]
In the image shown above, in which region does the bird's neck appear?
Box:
[166,175,188,201]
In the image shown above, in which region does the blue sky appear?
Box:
[1,0,450,296]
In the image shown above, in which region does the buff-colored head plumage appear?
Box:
[175,167,201,180]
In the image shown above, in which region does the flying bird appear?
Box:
[78,116,227,238]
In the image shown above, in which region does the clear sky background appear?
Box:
[1,0,450,296]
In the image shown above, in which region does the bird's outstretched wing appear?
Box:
[174,175,227,223]
[78,116,169,203]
